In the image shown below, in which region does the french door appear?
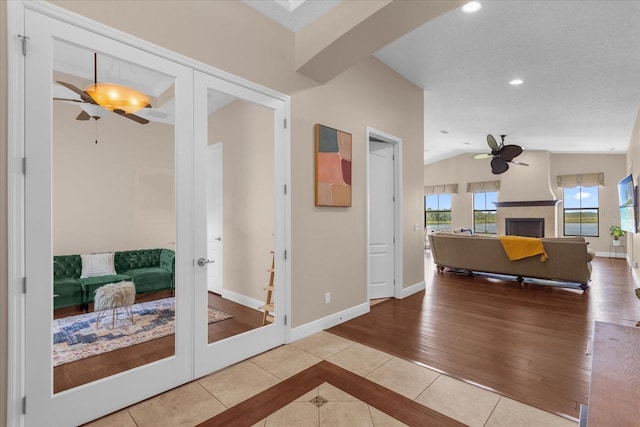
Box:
[15,3,288,426]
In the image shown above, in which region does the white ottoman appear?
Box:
[94,281,136,328]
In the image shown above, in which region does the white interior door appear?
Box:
[369,140,396,299]
[22,7,194,426]
[206,143,223,294]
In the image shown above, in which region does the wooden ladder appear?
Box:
[260,251,275,325]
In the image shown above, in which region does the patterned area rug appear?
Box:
[53,297,233,367]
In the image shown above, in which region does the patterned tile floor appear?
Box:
[84,332,578,427]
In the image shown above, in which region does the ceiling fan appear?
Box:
[472,134,529,174]
[53,53,151,125]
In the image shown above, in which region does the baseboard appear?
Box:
[400,280,425,299]
[221,289,264,310]
[288,302,370,343]
[594,251,627,259]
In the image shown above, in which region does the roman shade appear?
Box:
[556,172,605,188]
[466,180,500,193]
[424,183,458,195]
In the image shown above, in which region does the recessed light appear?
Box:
[462,1,482,13]
[509,79,524,85]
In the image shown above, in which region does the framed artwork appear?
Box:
[315,124,352,207]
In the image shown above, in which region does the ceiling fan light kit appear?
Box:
[85,83,151,115]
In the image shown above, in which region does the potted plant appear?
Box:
[610,225,625,246]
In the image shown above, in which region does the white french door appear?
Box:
[14,3,289,426]
[22,8,194,427]
[193,71,287,377]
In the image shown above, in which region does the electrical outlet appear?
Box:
[325,292,331,304]
[414,223,421,232]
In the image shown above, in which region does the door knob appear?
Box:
[197,258,214,266]
[214,236,222,241]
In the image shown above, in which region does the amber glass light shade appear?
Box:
[85,83,151,114]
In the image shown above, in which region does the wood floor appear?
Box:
[54,292,264,393]
[329,253,640,420]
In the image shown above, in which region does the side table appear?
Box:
[609,244,625,259]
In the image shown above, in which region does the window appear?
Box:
[425,194,451,231]
[473,191,498,234]
[563,186,599,236]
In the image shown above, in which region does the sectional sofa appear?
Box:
[428,233,594,290]
[53,248,175,309]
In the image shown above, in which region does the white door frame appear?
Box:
[6,1,291,426]
[366,127,403,300]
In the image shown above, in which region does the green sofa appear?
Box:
[53,248,175,309]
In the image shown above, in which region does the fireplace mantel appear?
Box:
[493,200,560,208]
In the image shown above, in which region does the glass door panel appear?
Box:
[52,39,177,393]
[193,72,287,377]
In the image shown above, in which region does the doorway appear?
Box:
[366,127,402,300]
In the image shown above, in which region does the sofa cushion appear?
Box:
[54,255,82,280]
[54,277,81,296]
[80,274,132,304]
[115,249,162,273]
[80,252,116,278]
[123,267,172,293]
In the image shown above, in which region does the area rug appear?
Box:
[52,297,233,367]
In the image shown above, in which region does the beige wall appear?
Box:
[53,101,175,254]
[208,100,275,302]
[625,109,640,269]
[424,151,626,253]
[291,55,424,325]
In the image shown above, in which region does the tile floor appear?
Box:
[85,332,578,427]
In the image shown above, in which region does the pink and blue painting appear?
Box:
[315,124,352,207]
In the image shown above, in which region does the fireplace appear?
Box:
[505,218,545,238]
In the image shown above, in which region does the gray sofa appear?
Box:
[428,233,594,290]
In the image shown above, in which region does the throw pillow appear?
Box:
[80,252,116,278]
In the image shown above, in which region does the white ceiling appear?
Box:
[251,0,640,165]
[242,0,341,32]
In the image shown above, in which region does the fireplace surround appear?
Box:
[505,218,545,238]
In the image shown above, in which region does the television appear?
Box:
[617,173,637,233]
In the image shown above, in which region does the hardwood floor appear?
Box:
[54,291,264,393]
[328,252,640,420]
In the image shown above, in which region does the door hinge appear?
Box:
[393,237,395,244]
[284,315,287,325]
[18,35,29,56]
[284,118,287,129]
[284,250,287,260]
[22,157,26,175]
[284,184,287,195]
[22,396,26,414]
[22,277,26,294]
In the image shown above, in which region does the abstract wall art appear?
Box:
[315,124,352,207]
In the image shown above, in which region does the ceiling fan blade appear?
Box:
[499,144,523,161]
[487,134,499,150]
[75,110,91,121]
[509,160,529,166]
[472,153,492,159]
[53,97,83,103]
[491,157,509,174]
[56,80,96,104]
[113,109,150,124]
